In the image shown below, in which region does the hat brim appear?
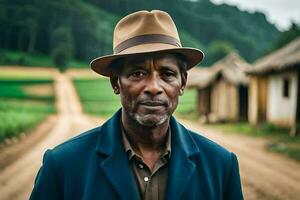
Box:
[90,43,204,76]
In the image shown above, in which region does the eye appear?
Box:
[161,70,176,80]
[128,70,146,80]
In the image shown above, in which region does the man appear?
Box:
[30,10,243,200]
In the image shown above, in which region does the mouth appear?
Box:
[139,100,167,107]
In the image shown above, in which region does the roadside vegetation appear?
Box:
[73,78,197,117]
[0,71,56,143]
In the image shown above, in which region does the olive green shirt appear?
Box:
[121,127,171,200]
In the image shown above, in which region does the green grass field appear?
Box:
[0,73,56,142]
[73,78,197,117]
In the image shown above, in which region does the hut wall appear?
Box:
[211,79,239,121]
[267,71,298,127]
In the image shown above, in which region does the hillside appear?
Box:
[0,0,279,66]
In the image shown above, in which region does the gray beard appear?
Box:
[132,113,169,127]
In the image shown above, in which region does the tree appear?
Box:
[51,26,74,72]
[271,23,300,51]
[204,40,235,65]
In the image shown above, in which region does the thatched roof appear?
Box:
[186,67,216,89]
[247,37,300,75]
[187,52,250,89]
[211,52,250,85]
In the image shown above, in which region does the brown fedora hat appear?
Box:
[90,10,204,76]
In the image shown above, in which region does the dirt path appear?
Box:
[0,72,104,200]
[180,120,300,200]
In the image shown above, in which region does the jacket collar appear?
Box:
[166,116,200,200]
[95,109,140,200]
[95,109,200,200]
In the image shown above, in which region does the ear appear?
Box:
[180,71,187,96]
[110,76,120,95]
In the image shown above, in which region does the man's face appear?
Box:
[114,54,187,127]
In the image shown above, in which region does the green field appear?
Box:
[0,73,55,142]
[73,78,197,117]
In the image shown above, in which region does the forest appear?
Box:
[1,0,297,67]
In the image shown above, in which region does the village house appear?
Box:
[187,52,250,123]
[247,37,300,136]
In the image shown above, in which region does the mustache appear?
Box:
[138,99,168,106]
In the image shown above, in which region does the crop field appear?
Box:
[73,78,197,117]
[0,70,55,142]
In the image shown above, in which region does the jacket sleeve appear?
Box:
[29,149,62,200]
[225,153,244,200]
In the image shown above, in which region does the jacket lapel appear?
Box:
[166,117,200,200]
[95,109,140,200]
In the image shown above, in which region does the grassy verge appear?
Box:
[73,78,197,117]
[0,74,56,143]
[210,122,300,162]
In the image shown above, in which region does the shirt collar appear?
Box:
[121,123,171,161]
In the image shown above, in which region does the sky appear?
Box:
[210,0,300,31]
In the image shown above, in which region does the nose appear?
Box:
[144,72,163,96]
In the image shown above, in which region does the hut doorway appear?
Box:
[239,86,248,121]
[197,87,211,115]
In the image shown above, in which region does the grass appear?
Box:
[175,89,197,118]
[73,78,121,116]
[0,100,55,142]
[73,78,197,117]
[0,49,88,68]
[211,122,300,162]
[0,75,56,142]
[0,79,55,101]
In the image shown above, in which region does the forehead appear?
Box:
[123,54,180,69]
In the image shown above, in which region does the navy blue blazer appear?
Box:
[30,110,243,200]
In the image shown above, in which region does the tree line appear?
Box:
[1,0,296,68]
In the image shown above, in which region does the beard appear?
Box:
[132,112,170,127]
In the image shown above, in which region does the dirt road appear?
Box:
[181,120,300,200]
[0,72,103,200]
[0,71,299,200]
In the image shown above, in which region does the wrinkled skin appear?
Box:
[111,54,187,128]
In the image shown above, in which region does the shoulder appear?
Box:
[188,129,232,158]
[45,126,101,162]
[183,125,237,170]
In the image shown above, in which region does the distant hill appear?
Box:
[0,0,279,66]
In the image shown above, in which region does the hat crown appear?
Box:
[113,10,181,50]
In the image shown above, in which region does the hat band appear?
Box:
[114,34,181,54]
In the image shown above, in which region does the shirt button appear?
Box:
[144,177,149,182]
[138,163,144,169]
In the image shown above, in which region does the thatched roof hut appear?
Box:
[247,37,300,136]
[211,52,250,85]
[187,52,250,89]
[247,37,300,75]
[186,52,251,122]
